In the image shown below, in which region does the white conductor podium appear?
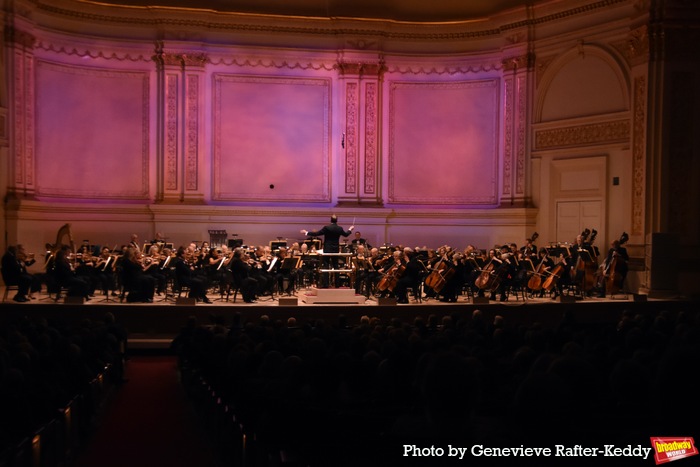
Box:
[300,286,366,304]
[300,252,366,304]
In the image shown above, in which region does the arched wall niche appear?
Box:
[536,44,630,123]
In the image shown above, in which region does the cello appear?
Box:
[527,251,549,292]
[424,251,455,294]
[377,260,405,293]
[475,255,505,292]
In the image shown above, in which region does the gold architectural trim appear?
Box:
[364,82,378,195]
[534,119,630,150]
[345,82,358,194]
[632,76,646,236]
[34,0,630,41]
[611,25,649,66]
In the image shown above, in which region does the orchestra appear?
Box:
[2,225,633,305]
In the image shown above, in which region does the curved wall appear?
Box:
[2,0,643,261]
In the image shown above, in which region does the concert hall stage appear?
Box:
[1,288,696,350]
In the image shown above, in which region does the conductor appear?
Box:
[300,214,354,254]
[301,215,354,287]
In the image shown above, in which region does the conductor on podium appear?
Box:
[301,215,354,287]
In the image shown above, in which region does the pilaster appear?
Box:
[337,56,384,206]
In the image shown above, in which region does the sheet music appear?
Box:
[267,256,278,273]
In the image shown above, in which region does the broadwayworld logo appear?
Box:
[650,437,698,465]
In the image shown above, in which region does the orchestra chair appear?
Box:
[406,283,423,303]
[2,285,20,302]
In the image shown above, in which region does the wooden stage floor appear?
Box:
[1,286,695,350]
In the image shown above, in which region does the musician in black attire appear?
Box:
[229,248,258,303]
[491,245,516,302]
[301,214,354,287]
[272,247,297,295]
[52,245,91,299]
[121,248,157,303]
[173,247,211,303]
[597,238,629,298]
[393,248,422,304]
[439,252,468,303]
[2,245,41,302]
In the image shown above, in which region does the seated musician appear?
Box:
[272,247,296,295]
[143,244,167,296]
[75,245,98,297]
[207,247,232,295]
[350,231,370,252]
[393,248,423,304]
[121,247,157,303]
[173,247,211,304]
[52,245,91,300]
[251,246,275,296]
[229,247,258,303]
[353,244,370,296]
[439,251,468,303]
[363,247,384,298]
[2,244,41,302]
[94,246,118,296]
[491,245,515,302]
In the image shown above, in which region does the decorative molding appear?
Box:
[185,74,199,191]
[386,62,502,75]
[34,0,631,43]
[364,82,377,195]
[502,53,534,72]
[503,76,514,197]
[535,54,556,89]
[35,41,151,62]
[534,119,630,150]
[165,74,179,191]
[208,56,336,70]
[632,76,646,236]
[516,74,526,196]
[345,82,358,194]
[4,27,36,48]
[611,25,649,66]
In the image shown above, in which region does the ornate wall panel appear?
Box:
[364,82,378,195]
[632,76,646,236]
[212,75,330,202]
[388,79,499,205]
[345,82,358,194]
[34,61,149,199]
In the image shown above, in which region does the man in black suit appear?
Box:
[2,245,40,302]
[301,215,354,287]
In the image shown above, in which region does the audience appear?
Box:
[173,306,700,465]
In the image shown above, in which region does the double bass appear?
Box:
[604,232,629,296]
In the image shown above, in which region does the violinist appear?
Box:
[230,247,258,303]
[94,246,118,296]
[143,244,167,295]
[173,246,211,304]
[121,247,156,303]
[208,247,233,295]
[2,244,41,302]
[75,244,98,297]
[271,247,297,295]
[52,245,91,300]
[251,245,275,296]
